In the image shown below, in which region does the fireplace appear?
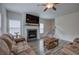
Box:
[27,29,37,41]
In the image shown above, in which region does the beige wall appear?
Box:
[40,18,55,38]
[55,11,79,42]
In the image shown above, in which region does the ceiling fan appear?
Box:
[37,3,59,12]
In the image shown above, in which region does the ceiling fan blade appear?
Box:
[52,6,56,11]
[54,3,59,4]
[44,8,48,12]
[37,4,46,6]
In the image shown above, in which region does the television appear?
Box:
[26,14,39,24]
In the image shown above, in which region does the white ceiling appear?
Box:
[1,3,79,19]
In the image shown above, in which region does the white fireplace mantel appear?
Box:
[24,25,40,40]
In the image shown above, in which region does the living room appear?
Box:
[0,3,79,55]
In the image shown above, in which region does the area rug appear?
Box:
[28,39,69,55]
[45,40,69,55]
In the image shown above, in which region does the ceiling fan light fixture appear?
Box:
[37,3,59,12]
[46,3,54,8]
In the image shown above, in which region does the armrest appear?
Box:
[15,38,25,43]
[16,47,36,55]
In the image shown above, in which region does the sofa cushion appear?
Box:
[16,41,29,53]
[63,43,79,54]
[2,33,14,40]
[16,47,35,55]
[12,41,35,55]
[0,39,10,55]
[0,35,14,50]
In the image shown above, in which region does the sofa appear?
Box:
[62,38,79,55]
[0,33,35,55]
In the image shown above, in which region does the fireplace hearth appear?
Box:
[27,29,37,41]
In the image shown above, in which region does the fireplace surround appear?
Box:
[24,24,40,41]
[27,29,37,41]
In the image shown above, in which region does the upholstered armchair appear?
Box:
[0,33,35,55]
[62,38,79,55]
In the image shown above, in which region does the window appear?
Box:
[40,23,44,33]
[0,13,1,34]
[9,20,21,35]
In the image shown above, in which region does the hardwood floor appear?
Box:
[28,39,44,54]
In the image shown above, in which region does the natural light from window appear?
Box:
[40,23,44,33]
[9,20,21,35]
